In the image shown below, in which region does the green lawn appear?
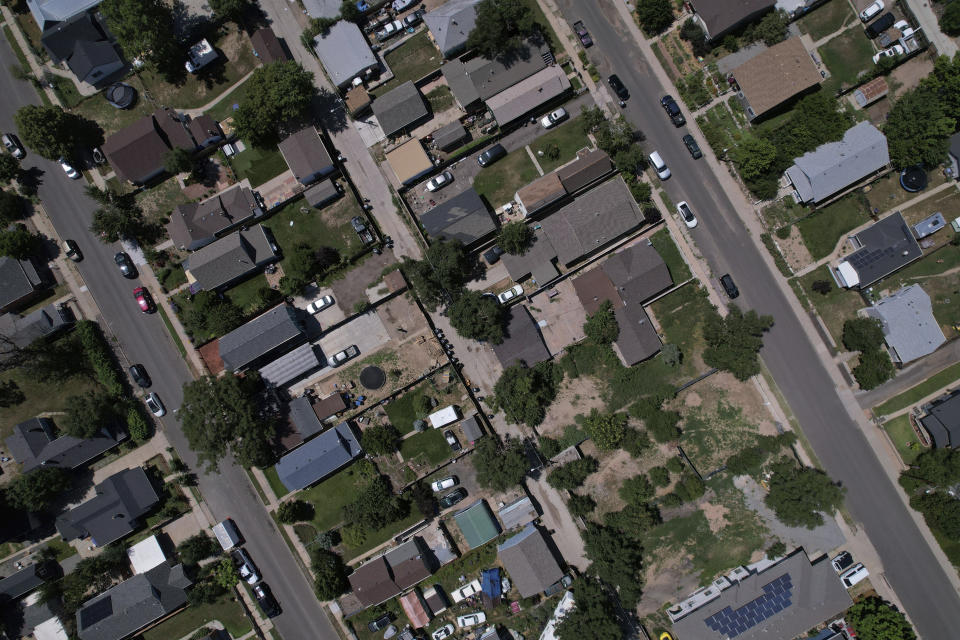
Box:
[158,264,188,292]
[385,385,435,434]
[141,593,252,640]
[49,74,83,108]
[44,538,78,562]
[262,195,364,261]
[797,0,856,41]
[530,114,592,173]
[72,75,155,137]
[649,284,717,379]
[873,243,960,338]
[793,265,865,346]
[375,31,442,97]
[399,428,453,467]
[206,77,252,122]
[426,85,454,112]
[224,273,278,316]
[342,510,423,560]
[228,145,288,189]
[263,465,288,499]
[817,27,875,91]
[883,414,923,464]
[795,194,871,260]
[0,369,100,441]
[875,362,960,416]
[298,462,370,531]
[473,149,539,207]
[649,227,692,282]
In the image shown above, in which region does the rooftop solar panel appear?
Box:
[704,573,796,637]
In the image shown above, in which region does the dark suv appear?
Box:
[478,143,507,167]
[661,95,686,126]
[865,12,894,38]
[682,134,702,159]
[720,274,739,299]
[253,583,280,618]
[607,74,629,102]
[439,487,467,509]
[129,364,151,388]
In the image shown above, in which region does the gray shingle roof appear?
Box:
[441,40,549,107]
[288,395,325,440]
[38,7,103,61]
[836,212,922,288]
[373,81,429,137]
[785,122,889,204]
[419,188,496,244]
[275,422,362,491]
[424,0,482,56]
[0,303,71,357]
[313,21,378,87]
[0,562,50,604]
[27,0,101,30]
[304,178,340,208]
[432,121,468,151]
[76,562,190,640]
[184,225,277,291]
[5,416,124,473]
[497,495,537,530]
[501,229,558,284]
[602,242,673,303]
[168,184,261,251]
[921,391,960,448]
[690,0,775,39]
[218,304,304,372]
[67,39,120,82]
[460,414,484,443]
[497,525,563,598]
[862,285,946,364]
[492,306,550,369]
[301,0,340,19]
[612,303,661,366]
[385,537,434,589]
[278,127,335,184]
[487,66,571,127]
[55,467,160,547]
[0,257,41,310]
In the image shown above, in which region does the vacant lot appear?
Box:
[375,31,443,97]
[817,28,875,92]
[795,194,871,260]
[794,265,865,346]
[798,0,856,41]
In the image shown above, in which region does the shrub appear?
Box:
[665,457,685,474]
[360,424,401,456]
[567,493,596,518]
[539,436,561,459]
[277,500,314,524]
[126,406,151,441]
[621,428,652,458]
[660,492,683,507]
[674,473,706,502]
[312,548,350,600]
[547,456,599,491]
[177,534,221,566]
[583,409,627,449]
[75,321,124,396]
[619,474,654,505]
[649,466,671,487]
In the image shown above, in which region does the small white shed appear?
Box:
[428,405,459,429]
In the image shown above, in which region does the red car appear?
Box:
[133,287,155,313]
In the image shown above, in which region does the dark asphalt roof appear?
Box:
[348,556,399,608]
[40,10,103,62]
[275,422,362,491]
[460,414,484,443]
[432,121,468,151]
[313,392,347,421]
[921,391,960,448]
[55,467,160,547]
[5,416,124,473]
[250,27,289,63]
[288,395,325,439]
[500,229,559,284]
[218,304,304,372]
[441,40,549,105]
[602,242,673,303]
[690,0,775,39]
[304,178,340,208]
[842,212,923,288]
[0,303,71,357]
[385,538,434,590]
[184,225,277,291]
[556,149,613,193]
[372,81,429,138]
[102,109,196,184]
[278,127,335,184]
[419,188,496,245]
[67,39,120,82]
[612,303,661,366]
[497,525,562,598]
[0,257,41,310]
[492,306,550,369]
[0,562,49,604]
[167,184,260,250]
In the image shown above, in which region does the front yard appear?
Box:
[141,591,251,640]
[296,462,371,532]
[649,283,717,379]
[135,178,193,226]
[0,368,100,439]
[874,361,960,416]
[71,74,155,137]
[793,265,866,346]
[649,227,693,282]
[883,414,924,465]
[375,31,443,97]
[795,193,871,260]
[797,0,856,41]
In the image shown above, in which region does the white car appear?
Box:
[840,563,869,588]
[145,392,166,417]
[872,43,904,63]
[431,476,458,492]
[677,201,698,229]
[431,624,455,640]
[894,19,915,38]
[456,612,486,628]
[239,562,260,585]
[376,20,403,41]
[497,284,523,304]
[328,345,359,367]
[451,579,481,603]
[392,0,415,10]
[426,171,453,192]
[59,157,80,179]
[860,0,884,22]
[540,107,568,128]
[306,295,334,314]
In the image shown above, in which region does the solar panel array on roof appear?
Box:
[704,574,793,638]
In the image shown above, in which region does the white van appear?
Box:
[649,151,671,180]
[840,563,869,588]
[212,518,242,551]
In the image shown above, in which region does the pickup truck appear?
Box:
[376,20,404,41]
[573,21,592,47]
[351,216,375,245]
[450,579,482,603]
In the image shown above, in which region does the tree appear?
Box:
[466,0,537,58]
[594,116,636,155]
[213,557,239,589]
[842,317,885,353]
[649,465,670,487]
[312,548,350,600]
[360,423,401,456]
[555,578,624,640]
[604,502,660,536]
[180,373,277,470]
[209,0,252,23]
[409,482,438,518]
[753,9,789,45]
[401,240,474,310]
[340,0,363,23]
[547,456,598,490]
[726,446,766,476]
[188,579,226,606]
[583,301,619,345]
[567,493,596,519]
[472,437,529,491]
[899,448,960,493]
[702,306,774,380]
[498,221,533,255]
[632,398,681,443]
[491,361,562,426]
[90,202,145,243]
[911,491,960,538]
[177,534,221,566]
[163,147,194,175]
[613,145,648,176]
[941,1,960,36]
[582,522,644,606]
[126,407,150,440]
[884,87,955,169]
[847,596,916,640]
[767,540,786,559]
[765,458,845,528]
[63,391,117,439]
[5,466,72,512]
[853,348,895,390]
[619,474,654,505]
[233,62,315,146]
[100,0,177,71]
[673,473,706,502]
[635,0,674,35]
[449,290,507,344]
[14,105,102,161]
[0,155,20,184]
[342,475,406,530]
[732,135,778,182]
[279,243,340,296]
[183,291,244,338]
[0,190,24,226]
[277,499,315,524]
[0,379,24,407]
[581,106,607,134]
[584,409,627,450]
[678,18,709,57]
[0,223,41,260]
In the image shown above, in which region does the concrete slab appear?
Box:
[526,281,586,356]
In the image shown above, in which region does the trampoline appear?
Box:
[359,366,386,390]
[900,166,928,192]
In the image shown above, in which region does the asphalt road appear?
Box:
[0,35,331,640]
[557,1,960,637]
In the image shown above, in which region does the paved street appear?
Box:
[0,32,332,640]
[856,340,960,410]
[556,1,960,637]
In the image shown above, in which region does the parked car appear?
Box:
[832,551,854,574]
[649,151,670,180]
[497,284,523,303]
[676,201,697,229]
[483,245,504,264]
[232,548,260,585]
[402,10,423,27]
[478,143,507,167]
[607,74,629,101]
[540,107,568,128]
[719,274,739,299]
[872,43,904,63]
[682,134,702,159]
[133,287,155,313]
[439,487,467,509]
[444,429,461,452]
[306,295,334,314]
[376,20,404,41]
[840,563,869,588]
[329,345,359,366]
[865,12,894,38]
[860,0,884,22]
[431,476,458,492]
[129,364,151,388]
[114,252,137,278]
[457,612,486,628]
[660,95,686,127]
[105,82,136,109]
[426,171,454,192]
[368,613,393,632]
[59,157,80,179]
[2,133,25,159]
[253,583,280,618]
[185,38,219,73]
[145,392,165,417]
[893,19,915,38]
[573,21,592,47]
[431,624,455,640]
[62,239,82,262]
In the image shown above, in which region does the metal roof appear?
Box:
[785,122,889,203]
[453,499,501,549]
[258,342,321,387]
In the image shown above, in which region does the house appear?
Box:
[419,188,496,244]
[0,562,54,605]
[501,229,560,285]
[603,241,674,303]
[479,626,512,640]
[186,114,224,149]
[274,421,362,491]
[349,557,399,608]
[424,0,483,58]
[386,139,435,185]
[460,414,484,444]
[920,390,960,448]
[431,121,469,151]
[497,525,563,598]
[540,177,645,267]
[373,81,430,138]
[784,122,889,204]
[348,538,436,608]
[250,27,289,64]
[127,535,167,574]
[0,257,43,312]
[314,392,348,421]
[492,306,551,369]
[0,303,73,357]
[669,552,852,640]
[278,127,336,186]
[345,85,373,117]
[833,212,922,289]
[441,40,550,109]
[556,149,613,193]
[498,496,537,530]
[423,585,448,615]
[304,179,341,208]
[731,38,820,121]
[27,0,101,31]
[5,416,125,473]
[102,109,199,185]
[486,66,571,127]
[515,173,567,217]
[861,285,946,365]
[31,1,123,87]
[182,225,278,291]
[56,467,159,547]
[312,21,379,88]
[218,304,305,372]
[400,589,431,628]
[76,562,190,640]
[853,77,889,108]
[453,500,501,549]
[258,342,322,388]
[287,395,326,441]
[301,0,340,19]
[690,0,776,41]
[167,184,263,251]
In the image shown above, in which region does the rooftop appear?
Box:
[419,188,497,244]
[55,467,159,547]
[0,257,42,310]
[492,306,551,369]
[278,127,335,184]
[862,285,945,364]
[27,0,102,30]
[498,495,537,530]
[102,109,196,185]
[258,342,322,388]
[733,37,820,119]
[183,225,277,291]
[218,304,304,372]
[603,241,674,304]
[167,184,261,251]
[432,120,468,151]
[348,538,435,608]
[0,562,51,604]
[313,21,378,87]
[555,149,613,193]
[5,416,124,473]
[274,422,362,491]
[921,390,960,448]
[0,303,72,358]
[497,525,563,598]
[515,173,566,216]
[424,0,483,56]
[486,66,571,127]
[453,499,501,549]
[250,27,289,64]
[690,0,776,39]
[127,535,166,574]
[372,81,430,138]
[304,178,340,208]
[441,39,549,106]
[400,590,431,628]
[500,229,559,285]
[385,139,434,185]
[854,76,889,108]
[835,212,922,288]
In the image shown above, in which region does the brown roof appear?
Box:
[102,108,196,184]
[250,27,289,64]
[612,304,661,365]
[691,0,775,39]
[733,37,820,118]
[571,268,620,315]
[348,557,400,608]
[278,127,334,183]
[515,173,566,215]
[854,77,889,107]
[556,149,613,193]
[312,392,347,421]
[344,86,371,116]
[400,590,431,628]
[386,538,434,590]
[188,114,222,144]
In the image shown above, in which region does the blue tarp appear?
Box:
[481,568,501,599]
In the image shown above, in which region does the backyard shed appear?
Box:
[453,500,501,549]
[428,405,459,429]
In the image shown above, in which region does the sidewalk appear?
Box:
[539,0,611,115]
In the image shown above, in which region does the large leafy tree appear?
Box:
[466,0,537,58]
[884,87,956,169]
[583,300,619,345]
[852,347,895,390]
[182,291,244,338]
[233,61,316,146]
[0,189,24,225]
[472,437,529,492]
[582,522,645,606]
[498,221,532,255]
[63,391,118,439]
[90,202,146,243]
[312,548,350,600]
[584,409,627,450]
[492,361,562,426]
[555,579,623,640]
[100,0,178,72]
[753,9,789,46]
[765,457,845,528]
[14,105,102,161]
[401,239,474,310]
[940,1,960,36]
[732,135,778,183]
[846,596,916,640]
[209,0,253,23]
[5,466,73,512]
[0,223,42,260]
[702,305,774,381]
[448,290,507,344]
[547,457,598,490]
[635,0,674,35]
[180,373,277,470]
[842,317,885,352]
[342,475,406,530]
[0,155,20,184]
[360,423,401,456]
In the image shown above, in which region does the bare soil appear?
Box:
[536,377,605,439]
[778,226,815,272]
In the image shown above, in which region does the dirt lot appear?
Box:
[777,226,815,272]
[536,377,605,439]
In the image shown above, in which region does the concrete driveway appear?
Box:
[315,310,391,363]
[527,475,588,571]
